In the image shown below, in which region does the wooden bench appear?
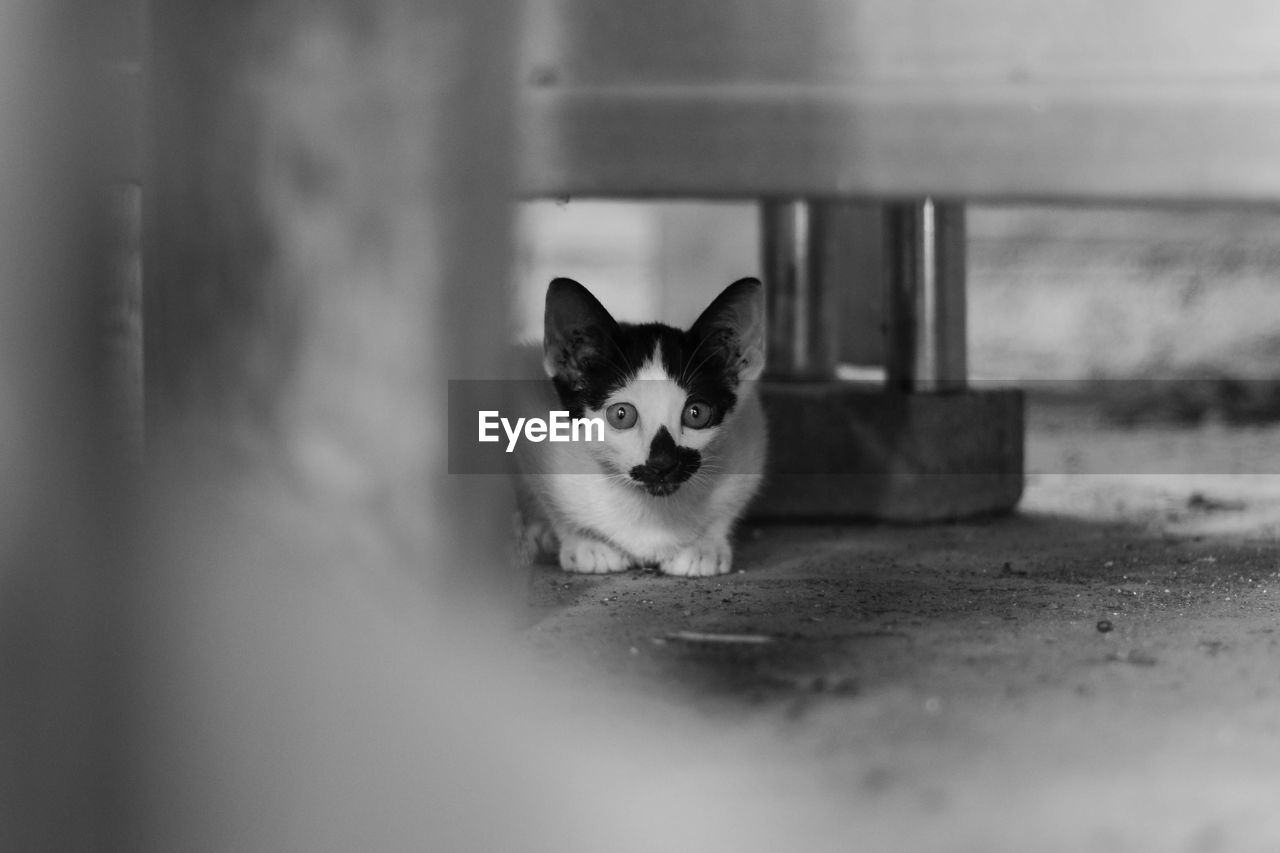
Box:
[517,0,1280,520]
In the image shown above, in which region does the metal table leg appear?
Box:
[754,198,1024,521]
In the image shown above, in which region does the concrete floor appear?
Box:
[519,410,1280,851]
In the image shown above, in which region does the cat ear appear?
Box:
[543,277,620,382]
[689,277,765,382]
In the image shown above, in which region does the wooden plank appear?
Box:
[523,0,1280,86]
[519,0,1280,200]
[521,84,1280,202]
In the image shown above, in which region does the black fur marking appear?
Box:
[629,426,701,496]
[550,322,741,420]
[544,278,757,421]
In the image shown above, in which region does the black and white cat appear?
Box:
[517,277,767,577]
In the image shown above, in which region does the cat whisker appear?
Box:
[677,333,712,388]
[604,336,636,379]
[683,345,724,388]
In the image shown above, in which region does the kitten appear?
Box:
[516,277,767,577]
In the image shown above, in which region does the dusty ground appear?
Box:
[518,406,1280,851]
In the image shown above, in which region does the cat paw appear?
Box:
[661,538,732,577]
[559,536,632,574]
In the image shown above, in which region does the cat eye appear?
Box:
[682,400,714,429]
[606,402,638,430]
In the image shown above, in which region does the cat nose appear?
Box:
[645,451,681,478]
[644,426,682,476]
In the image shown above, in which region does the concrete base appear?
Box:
[751,383,1024,522]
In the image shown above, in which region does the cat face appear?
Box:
[543,277,764,496]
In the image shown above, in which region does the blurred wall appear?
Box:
[516,202,1280,382]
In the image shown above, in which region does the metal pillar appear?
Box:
[754,197,1022,521]
[760,200,841,379]
[762,198,968,390]
[884,200,968,392]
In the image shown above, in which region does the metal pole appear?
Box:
[884,199,968,392]
[760,199,841,379]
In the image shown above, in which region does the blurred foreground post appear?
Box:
[142,1,518,849]
[0,3,122,851]
[146,1,515,589]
